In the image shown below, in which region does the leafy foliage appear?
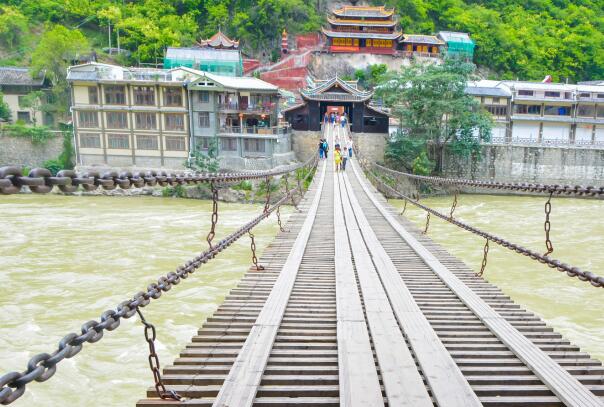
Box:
[377,60,492,174]
[186,137,220,172]
[2,123,56,144]
[0,6,29,48]
[0,92,11,122]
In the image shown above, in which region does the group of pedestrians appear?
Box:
[319,136,353,172]
[323,111,348,129]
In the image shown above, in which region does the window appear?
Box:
[579,92,591,99]
[165,136,186,151]
[518,90,534,96]
[106,112,128,129]
[164,88,182,106]
[17,111,31,123]
[564,92,572,99]
[199,91,210,103]
[18,96,27,108]
[597,94,604,99]
[88,87,98,104]
[43,112,54,126]
[136,135,158,150]
[198,112,210,128]
[104,85,126,105]
[597,105,604,118]
[545,91,560,98]
[107,134,130,149]
[544,105,570,116]
[135,112,157,129]
[198,137,210,150]
[133,86,155,106]
[244,138,265,153]
[513,104,541,115]
[165,114,185,131]
[577,105,596,117]
[485,105,507,117]
[364,116,377,126]
[80,133,101,148]
[78,111,98,127]
[491,97,500,104]
[221,138,237,151]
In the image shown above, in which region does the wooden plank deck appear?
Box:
[138,125,604,407]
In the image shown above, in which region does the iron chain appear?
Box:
[450,191,458,219]
[422,213,431,235]
[206,183,219,249]
[544,192,554,256]
[0,156,319,405]
[478,239,490,277]
[248,231,265,271]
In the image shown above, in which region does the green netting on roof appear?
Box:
[438,31,475,60]
[164,47,243,76]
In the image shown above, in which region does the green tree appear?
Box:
[377,60,492,174]
[0,92,11,122]
[0,6,29,48]
[19,91,45,126]
[187,138,220,172]
[31,25,89,116]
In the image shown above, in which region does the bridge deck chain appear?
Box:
[138,125,604,406]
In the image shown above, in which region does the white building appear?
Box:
[466,80,604,145]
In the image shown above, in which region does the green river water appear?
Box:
[0,193,602,406]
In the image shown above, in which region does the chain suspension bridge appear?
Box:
[1,124,603,406]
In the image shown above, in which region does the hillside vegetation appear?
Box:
[0,0,602,83]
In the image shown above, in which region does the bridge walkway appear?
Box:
[137,124,604,406]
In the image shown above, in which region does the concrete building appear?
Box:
[184,68,295,169]
[0,67,53,126]
[467,80,604,145]
[67,63,294,170]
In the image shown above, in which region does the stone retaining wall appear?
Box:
[0,135,63,168]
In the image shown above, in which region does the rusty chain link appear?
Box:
[276,206,287,233]
[248,231,265,271]
[373,162,604,197]
[450,191,459,219]
[400,198,407,216]
[263,176,272,213]
[136,309,182,401]
[0,156,319,405]
[0,157,316,196]
[544,191,554,256]
[478,239,490,277]
[360,159,604,289]
[283,174,298,211]
[422,213,431,235]
[206,183,219,249]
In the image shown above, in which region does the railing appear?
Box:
[219,125,291,135]
[218,103,275,113]
[488,137,604,147]
[397,51,442,58]
[0,155,319,404]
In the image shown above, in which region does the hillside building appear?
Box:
[0,67,54,126]
[467,80,604,144]
[67,63,294,170]
[437,32,475,60]
[283,76,389,134]
[322,5,401,55]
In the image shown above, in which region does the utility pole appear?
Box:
[108,20,112,54]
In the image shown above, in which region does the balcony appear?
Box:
[218,125,291,139]
[218,102,276,114]
[397,51,442,59]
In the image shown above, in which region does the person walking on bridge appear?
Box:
[318,139,325,160]
[334,145,342,171]
[346,137,353,159]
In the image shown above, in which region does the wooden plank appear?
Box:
[349,159,604,407]
[332,166,385,407]
[340,170,482,407]
[335,170,433,407]
[212,159,328,407]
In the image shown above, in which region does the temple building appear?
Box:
[283,76,389,134]
[164,31,243,76]
[322,5,401,54]
[399,35,444,57]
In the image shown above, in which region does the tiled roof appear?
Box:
[322,28,401,40]
[327,17,397,27]
[198,31,239,49]
[400,35,444,45]
[301,76,373,102]
[437,31,474,44]
[332,5,394,18]
[0,67,46,86]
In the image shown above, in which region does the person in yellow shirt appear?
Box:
[334,146,342,172]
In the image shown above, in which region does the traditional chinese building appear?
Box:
[283,76,388,133]
[322,5,401,54]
